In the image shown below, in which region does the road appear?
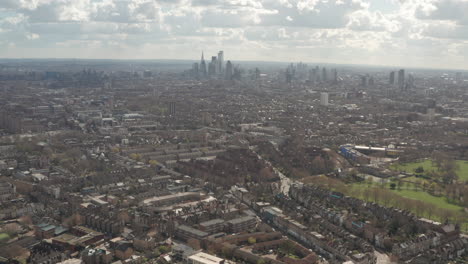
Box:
[249,146,292,196]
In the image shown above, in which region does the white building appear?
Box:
[188,252,225,264]
[320,92,329,106]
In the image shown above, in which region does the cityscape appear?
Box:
[0,1,468,264]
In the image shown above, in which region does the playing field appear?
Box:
[390,159,468,181]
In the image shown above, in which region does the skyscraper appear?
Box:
[332,69,338,84]
[398,69,405,90]
[225,60,233,80]
[217,51,224,74]
[389,71,395,85]
[200,52,207,78]
[322,67,327,82]
[192,62,199,78]
[208,56,217,76]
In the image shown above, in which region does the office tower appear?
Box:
[369,76,375,86]
[389,71,395,85]
[322,67,327,82]
[217,51,224,74]
[320,92,329,106]
[192,63,199,77]
[225,60,233,80]
[208,56,217,76]
[332,69,338,84]
[200,52,207,78]
[398,69,405,90]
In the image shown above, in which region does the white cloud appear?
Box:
[0,0,466,69]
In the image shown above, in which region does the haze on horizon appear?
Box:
[0,0,467,70]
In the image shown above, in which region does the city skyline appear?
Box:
[0,0,468,70]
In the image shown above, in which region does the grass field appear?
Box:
[351,182,463,212]
[389,189,463,211]
[390,159,468,181]
[350,182,467,231]
[0,233,9,242]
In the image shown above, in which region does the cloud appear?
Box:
[258,0,367,28]
[415,0,468,24]
[0,0,467,69]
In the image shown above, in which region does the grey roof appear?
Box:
[177,225,208,237]
[227,216,255,225]
[200,219,225,227]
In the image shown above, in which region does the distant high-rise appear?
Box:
[322,67,327,82]
[320,92,329,106]
[407,74,414,90]
[217,51,224,74]
[286,69,293,84]
[200,52,207,78]
[192,63,199,77]
[332,69,338,84]
[208,56,217,76]
[398,69,405,90]
[389,71,395,85]
[225,60,233,80]
[315,66,320,82]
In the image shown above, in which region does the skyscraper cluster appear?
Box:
[192,51,234,80]
[389,69,414,90]
[285,63,338,84]
[310,66,338,84]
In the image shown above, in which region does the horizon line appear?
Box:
[0,57,466,72]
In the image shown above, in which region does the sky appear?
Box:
[0,0,467,69]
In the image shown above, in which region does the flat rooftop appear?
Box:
[188,252,224,264]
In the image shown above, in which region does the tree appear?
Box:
[371,187,381,203]
[381,189,394,207]
[158,245,170,254]
[397,179,403,191]
[414,166,424,173]
[363,188,371,202]
[257,259,266,264]
[248,237,256,244]
[426,204,436,219]
[279,240,295,256]
[388,219,400,235]
[129,153,141,161]
[366,177,373,187]
[390,183,396,190]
